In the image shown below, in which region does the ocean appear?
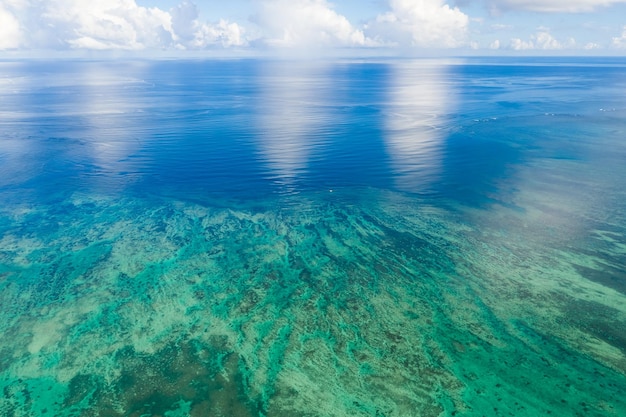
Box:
[1,57,625,416]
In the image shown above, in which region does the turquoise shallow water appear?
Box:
[1,58,626,416]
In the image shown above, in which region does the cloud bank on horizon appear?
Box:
[0,0,625,54]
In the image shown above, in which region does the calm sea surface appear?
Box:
[1,58,626,416]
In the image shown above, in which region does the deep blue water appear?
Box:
[3,59,626,205]
[1,58,626,416]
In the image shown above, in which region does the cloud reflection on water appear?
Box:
[0,64,45,189]
[383,60,456,194]
[69,63,152,192]
[0,62,153,196]
[253,61,333,192]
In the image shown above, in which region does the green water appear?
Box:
[1,186,624,416]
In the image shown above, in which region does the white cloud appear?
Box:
[612,26,626,48]
[510,37,534,50]
[170,1,246,48]
[0,0,246,51]
[170,1,200,43]
[533,31,562,49]
[368,0,469,48]
[0,5,21,49]
[491,0,626,12]
[192,19,246,48]
[1,0,616,54]
[40,0,174,50]
[509,31,575,50]
[256,0,372,48]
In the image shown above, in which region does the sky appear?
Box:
[1,0,626,56]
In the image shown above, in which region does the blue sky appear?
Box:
[1,0,626,55]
